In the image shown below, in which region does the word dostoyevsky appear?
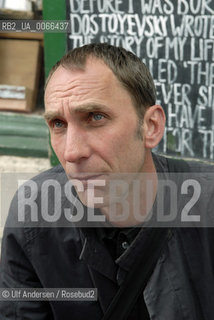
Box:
[70,13,214,39]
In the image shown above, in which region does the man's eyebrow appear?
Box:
[44,111,61,122]
[44,104,111,121]
[72,103,110,114]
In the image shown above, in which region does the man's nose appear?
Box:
[63,126,91,163]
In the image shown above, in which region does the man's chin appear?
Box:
[76,189,109,209]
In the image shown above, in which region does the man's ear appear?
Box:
[143,105,166,149]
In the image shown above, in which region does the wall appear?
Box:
[66,0,214,161]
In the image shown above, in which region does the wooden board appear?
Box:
[0,8,34,19]
[0,32,43,41]
[0,39,41,111]
[0,85,26,99]
[0,86,31,112]
[0,98,29,112]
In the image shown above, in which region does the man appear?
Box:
[0,43,214,319]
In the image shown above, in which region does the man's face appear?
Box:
[45,58,149,207]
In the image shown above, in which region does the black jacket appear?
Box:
[0,155,214,319]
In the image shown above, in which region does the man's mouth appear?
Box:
[69,174,107,182]
[70,174,103,181]
[69,174,108,190]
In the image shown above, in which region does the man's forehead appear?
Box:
[47,57,113,87]
[44,58,123,106]
[44,56,135,118]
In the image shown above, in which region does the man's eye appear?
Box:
[90,113,105,121]
[52,119,64,128]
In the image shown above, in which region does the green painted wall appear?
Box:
[43,0,67,166]
[0,112,48,157]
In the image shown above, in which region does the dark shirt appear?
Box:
[94,153,166,319]
[96,226,151,319]
[96,227,140,260]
